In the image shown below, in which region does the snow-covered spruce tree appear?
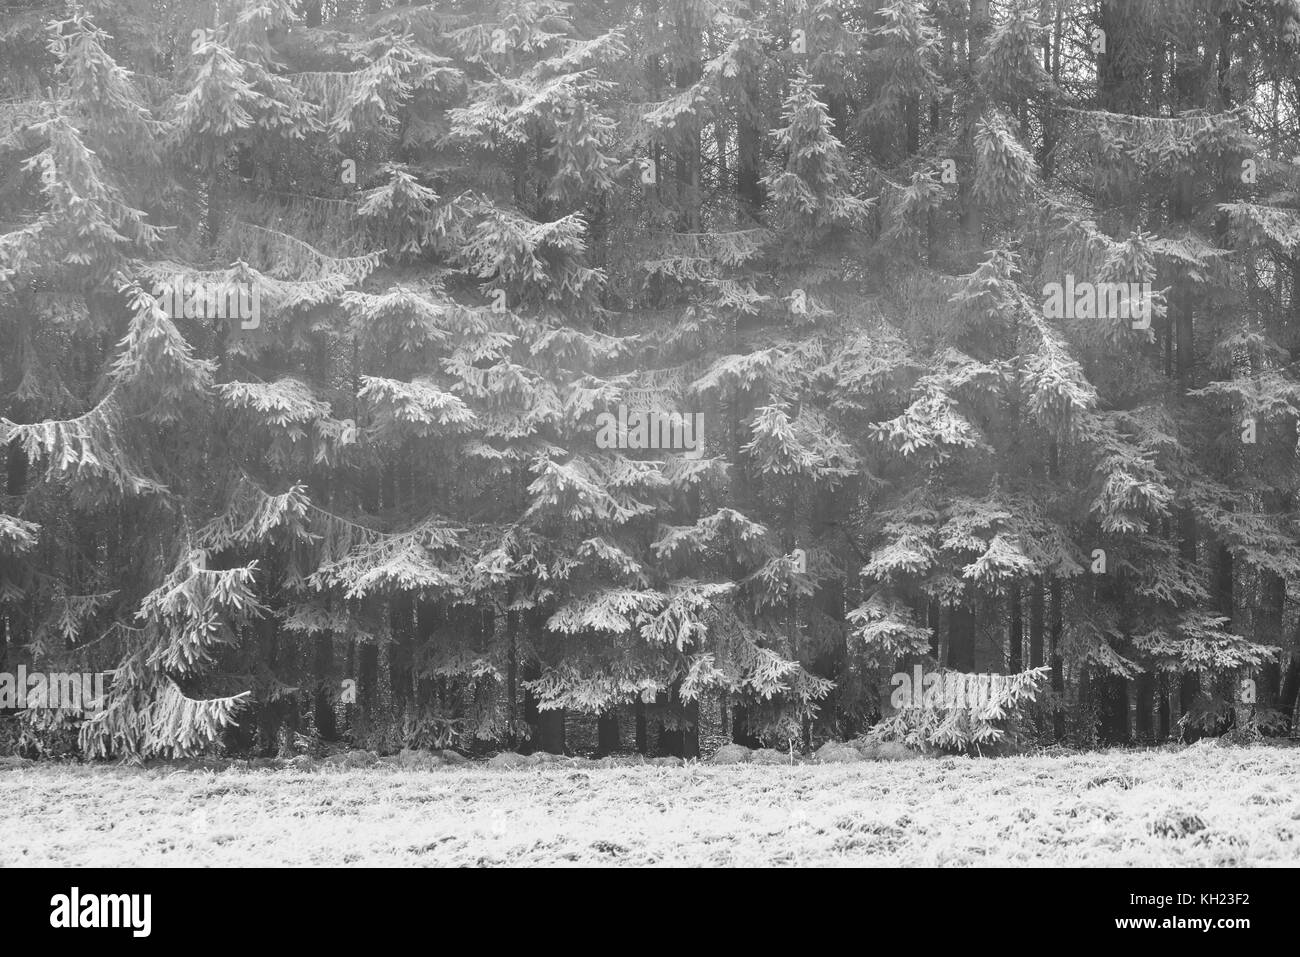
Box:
[824,0,1061,747]
[0,9,257,757]
[514,0,838,755]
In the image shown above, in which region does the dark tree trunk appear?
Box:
[1157,673,1172,741]
[6,442,25,496]
[1279,639,1300,732]
[655,690,679,757]
[1215,543,1244,735]
[961,0,990,250]
[1176,510,1199,742]
[737,80,764,214]
[904,92,919,154]
[1076,662,1093,744]
[388,594,414,717]
[634,698,648,754]
[1050,578,1064,740]
[1008,586,1023,673]
[1171,84,1200,737]
[1135,672,1154,744]
[731,704,760,748]
[521,659,540,753]
[256,617,291,756]
[1028,577,1044,668]
[1028,577,1045,735]
[596,710,620,756]
[683,698,699,758]
[946,603,976,671]
[538,708,566,755]
[1259,570,1285,717]
[809,485,847,736]
[506,605,519,748]
[1180,671,1201,742]
[1102,673,1129,745]
[656,684,698,758]
[357,640,379,727]
[2,444,26,681]
[1037,0,1061,177]
[313,633,337,741]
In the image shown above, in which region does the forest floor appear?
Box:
[1,741,1297,866]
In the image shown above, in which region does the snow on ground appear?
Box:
[1,743,1297,866]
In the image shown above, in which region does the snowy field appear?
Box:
[2,743,1297,867]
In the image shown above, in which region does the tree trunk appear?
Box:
[1180,671,1201,742]
[313,633,337,741]
[656,682,698,758]
[521,659,541,753]
[1279,658,1300,731]
[946,603,976,672]
[257,617,285,756]
[596,710,620,756]
[1157,673,1172,741]
[1103,673,1129,745]
[1077,662,1093,744]
[1028,577,1044,668]
[538,708,566,755]
[1215,543,1247,736]
[928,597,942,661]
[683,698,700,759]
[506,604,519,749]
[737,61,764,215]
[1135,672,1154,744]
[960,0,990,251]
[1050,578,1064,740]
[1279,619,1300,731]
[731,704,760,748]
[388,594,414,718]
[634,698,648,754]
[357,639,379,728]
[1028,577,1045,735]
[1037,0,1062,177]
[1008,585,1023,673]
[1259,569,1285,717]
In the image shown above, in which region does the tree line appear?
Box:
[1,0,1299,758]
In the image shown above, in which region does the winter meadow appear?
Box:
[1,0,1300,873]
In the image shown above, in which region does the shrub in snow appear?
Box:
[868,667,1049,756]
[815,742,862,763]
[1148,809,1208,839]
[708,744,753,764]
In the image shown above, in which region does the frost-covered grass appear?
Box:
[2,743,1297,866]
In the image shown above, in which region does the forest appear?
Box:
[2,0,1300,763]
